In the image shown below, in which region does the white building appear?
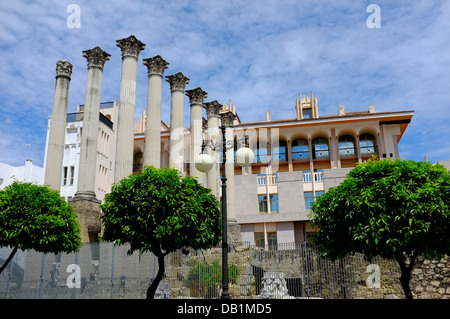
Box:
[0,159,44,189]
[43,101,119,202]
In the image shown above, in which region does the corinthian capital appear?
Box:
[56,60,73,79]
[220,111,237,128]
[203,100,222,119]
[185,87,208,105]
[143,55,169,77]
[116,35,146,60]
[82,46,111,70]
[166,72,190,92]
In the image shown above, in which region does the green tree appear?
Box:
[309,158,450,299]
[100,166,222,299]
[0,181,81,274]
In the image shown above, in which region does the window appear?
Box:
[312,137,329,159]
[304,192,314,210]
[272,140,288,161]
[258,195,268,213]
[304,191,324,209]
[258,194,279,213]
[69,166,75,186]
[270,194,279,213]
[315,191,324,198]
[63,167,68,186]
[255,232,265,247]
[267,232,277,248]
[292,139,309,160]
[360,134,377,155]
[253,140,269,163]
[255,147,269,163]
[339,135,356,157]
[254,232,278,249]
[302,108,313,119]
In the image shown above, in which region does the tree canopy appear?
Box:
[0,181,81,274]
[309,158,450,298]
[100,166,222,299]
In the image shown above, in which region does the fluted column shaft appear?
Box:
[221,111,237,222]
[166,72,190,174]
[114,35,145,182]
[204,100,222,198]
[186,87,207,183]
[44,60,73,191]
[143,55,169,168]
[75,47,110,201]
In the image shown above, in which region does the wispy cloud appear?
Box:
[0,0,449,167]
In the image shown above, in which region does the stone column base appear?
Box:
[227,220,242,245]
[70,197,102,243]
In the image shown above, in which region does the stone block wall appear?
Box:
[411,256,450,299]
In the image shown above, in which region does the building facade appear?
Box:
[232,94,414,246]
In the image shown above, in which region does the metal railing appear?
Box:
[302,172,323,182]
[1,242,447,299]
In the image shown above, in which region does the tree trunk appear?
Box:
[0,246,18,275]
[396,251,417,300]
[399,269,413,300]
[146,253,166,300]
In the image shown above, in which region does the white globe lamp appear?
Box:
[235,147,254,167]
[195,153,214,173]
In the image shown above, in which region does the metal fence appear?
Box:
[0,242,440,299]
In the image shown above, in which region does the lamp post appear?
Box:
[195,111,253,299]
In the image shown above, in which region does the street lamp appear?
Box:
[194,112,253,299]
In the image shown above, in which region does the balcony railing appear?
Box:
[360,146,378,157]
[303,171,323,183]
[339,147,357,158]
[292,150,310,161]
[313,150,329,160]
[257,174,278,186]
[66,112,113,130]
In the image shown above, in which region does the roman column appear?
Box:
[44,60,73,191]
[142,55,169,168]
[114,35,146,182]
[186,87,207,183]
[220,111,240,242]
[220,111,236,218]
[203,100,222,198]
[166,72,190,173]
[74,46,110,201]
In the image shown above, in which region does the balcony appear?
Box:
[302,171,323,183]
[339,147,357,158]
[292,150,310,161]
[312,150,329,161]
[257,174,278,186]
[360,146,378,157]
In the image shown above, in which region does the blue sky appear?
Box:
[0,0,449,167]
